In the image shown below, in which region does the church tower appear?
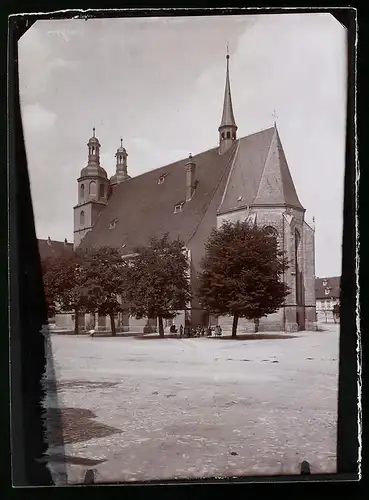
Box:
[218,50,238,155]
[110,138,131,187]
[73,128,110,248]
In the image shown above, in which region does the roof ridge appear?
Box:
[238,126,275,142]
[187,142,239,245]
[113,145,220,186]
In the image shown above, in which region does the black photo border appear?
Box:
[4,3,363,497]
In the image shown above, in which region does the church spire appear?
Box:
[218,48,237,154]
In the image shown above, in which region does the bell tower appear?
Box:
[73,128,110,248]
[110,137,131,186]
[218,49,238,155]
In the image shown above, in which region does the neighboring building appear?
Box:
[38,236,74,262]
[74,53,316,333]
[315,276,340,321]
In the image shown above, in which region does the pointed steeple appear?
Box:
[218,48,238,154]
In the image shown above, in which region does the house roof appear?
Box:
[38,238,74,261]
[81,142,238,254]
[315,276,341,299]
[218,126,304,214]
[80,126,303,254]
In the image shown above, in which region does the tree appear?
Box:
[125,234,192,337]
[79,246,128,336]
[197,220,290,336]
[42,251,85,334]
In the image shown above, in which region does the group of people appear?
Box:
[169,324,222,338]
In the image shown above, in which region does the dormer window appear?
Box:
[323,280,328,287]
[174,203,184,214]
[325,288,330,295]
[158,173,168,185]
[109,218,118,230]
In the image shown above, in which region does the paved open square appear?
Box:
[45,324,339,484]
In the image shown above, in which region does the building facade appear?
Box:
[73,54,316,333]
[315,276,340,322]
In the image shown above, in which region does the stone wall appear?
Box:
[215,206,316,332]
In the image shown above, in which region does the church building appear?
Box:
[74,54,316,333]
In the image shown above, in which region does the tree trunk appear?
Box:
[74,308,79,335]
[158,316,164,337]
[254,318,260,333]
[110,313,116,336]
[231,314,239,338]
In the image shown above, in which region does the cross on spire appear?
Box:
[272,110,278,127]
[92,127,96,137]
[120,137,123,147]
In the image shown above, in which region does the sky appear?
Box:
[18,13,347,277]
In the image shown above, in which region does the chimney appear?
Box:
[47,236,52,246]
[64,238,68,246]
[185,153,196,202]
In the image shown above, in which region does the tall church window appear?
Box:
[99,183,105,198]
[226,131,231,139]
[80,183,84,200]
[295,228,302,305]
[89,181,97,196]
[221,132,225,140]
[80,210,85,226]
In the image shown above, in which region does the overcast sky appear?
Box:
[18,13,346,277]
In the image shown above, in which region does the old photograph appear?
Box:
[16,12,347,484]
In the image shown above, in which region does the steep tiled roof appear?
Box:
[315,276,341,299]
[218,126,304,214]
[38,238,74,261]
[80,143,238,254]
[80,126,304,253]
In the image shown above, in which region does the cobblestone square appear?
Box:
[45,324,339,484]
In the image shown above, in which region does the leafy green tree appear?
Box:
[198,220,290,336]
[125,234,192,337]
[42,251,85,334]
[79,246,128,336]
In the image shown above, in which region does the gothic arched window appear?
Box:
[226,131,231,139]
[80,210,85,226]
[221,132,225,140]
[264,226,278,238]
[80,183,84,199]
[89,181,97,195]
[295,228,302,305]
[99,183,105,198]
